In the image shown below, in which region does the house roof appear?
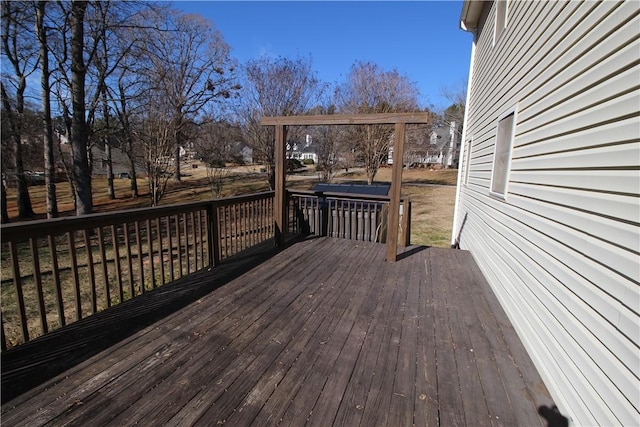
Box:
[460,0,486,31]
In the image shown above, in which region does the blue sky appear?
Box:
[174,1,473,110]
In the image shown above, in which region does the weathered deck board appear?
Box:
[1,237,554,426]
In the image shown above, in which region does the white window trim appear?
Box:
[493,0,509,47]
[489,105,518,200]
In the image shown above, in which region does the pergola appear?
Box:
[261,113,432,262]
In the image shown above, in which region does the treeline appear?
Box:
[1,0,463,222]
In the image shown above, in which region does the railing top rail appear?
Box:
[1,191,275,242]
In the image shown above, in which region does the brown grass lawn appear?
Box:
[4,164,458,248]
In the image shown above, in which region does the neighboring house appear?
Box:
[392,127,450,167]
[287,134,318,164]
[90,143,140,177]
[236,143,253,164]
[453,1,639,426]
[445,121,459,167]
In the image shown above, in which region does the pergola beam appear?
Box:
[261,112,431,126]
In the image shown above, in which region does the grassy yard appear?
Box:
[4,164,458,248]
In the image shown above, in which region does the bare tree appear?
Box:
[35,0,58,218]
[306,104,340,183]
[238,55,325,189]
[138,9,239,184]
[1,0,36,218]
[68,0,93,215]
[336,61,420,184]
[193,120,242,198]
[113,67,142,198]
[45,1,143,214]
[138,113,174,206]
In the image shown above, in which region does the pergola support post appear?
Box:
[386,122,406,262]
[274,124,287,247]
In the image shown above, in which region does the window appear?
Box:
[494,0,508,45]
[464,138,472,186]
[490,107,517,198]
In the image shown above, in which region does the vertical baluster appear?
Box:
[156,217,165,285]
[184,212,190,274]
[366,202,372,242]
[96,227,111,308]
[336,200,340,237]
[232,203,238,255]
[262,198,266,241]
[175,214,183,277]
[267,197,272,238]
[67,231,82,320]
[48,235,65,327]
[252,201,256,243]
[135,221,144,294]
[258,199,262,241]
[147,219,156,288]
[351,201,357,240]
[29,238,47,335]
[167,216,175,282]
[338,199,343,238]
[314,197,319,235]
[9,241,28,343]
[124,223,135,299]
[190,211,197,270]
[239,203,244,251]
[83,230,97,314]
[244,202,249,250]
[198,211,204,267]
[224,205,230,259]
[402,200,411,246]
[111,225,124,303]
[270,196,274,237]
[210,205,220,266]
[265,198,269,240]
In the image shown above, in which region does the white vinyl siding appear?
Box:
[454,1,640,426]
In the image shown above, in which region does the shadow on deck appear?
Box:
[1,237,555,426]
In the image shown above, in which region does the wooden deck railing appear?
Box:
[0,191,275,349]
[288,190,411,245]
[0,189,409,350]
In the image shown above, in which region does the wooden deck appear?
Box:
[1,237,554,426]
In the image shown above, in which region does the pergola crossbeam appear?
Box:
[261,112,431,126]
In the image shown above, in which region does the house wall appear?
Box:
[454,1,639,425]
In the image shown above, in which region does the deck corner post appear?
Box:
[274,124,287,247]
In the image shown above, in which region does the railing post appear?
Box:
[207,204,220,266]
[319,192,328,237]
[400,199,411,247]
[1,316,6,351]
